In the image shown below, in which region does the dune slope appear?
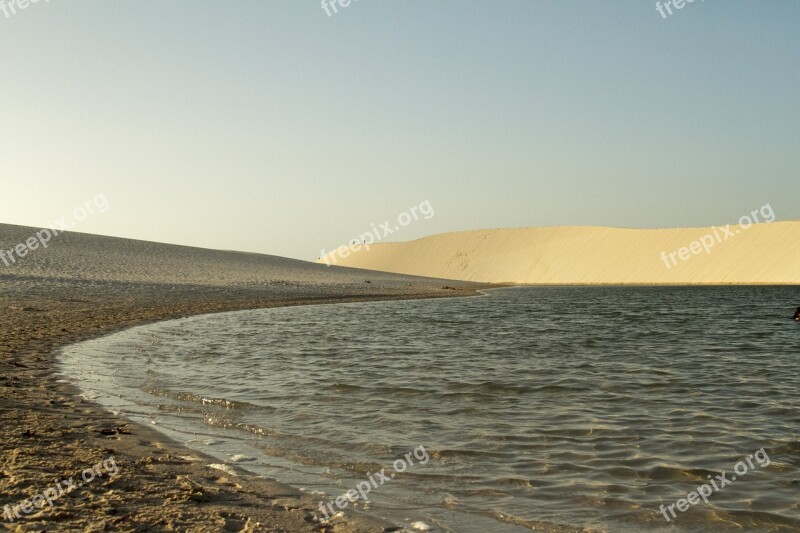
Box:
[321,222,800,284]
[0,223,465,288]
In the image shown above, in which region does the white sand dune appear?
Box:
[321,222,800,284]
[0,223,469,291]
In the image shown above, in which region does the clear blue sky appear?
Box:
[1,1,798,260]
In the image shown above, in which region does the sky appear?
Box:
[1,1,798,261]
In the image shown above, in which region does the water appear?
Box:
[58,287,800,532]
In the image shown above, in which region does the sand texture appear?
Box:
[0,223,487,532]
[320,222,800,284]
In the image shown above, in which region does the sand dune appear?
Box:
[0,223,463,290]
[321,222,800,284]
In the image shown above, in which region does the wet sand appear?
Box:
[0,224,489,532]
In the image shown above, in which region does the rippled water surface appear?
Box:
[59,287,800,532]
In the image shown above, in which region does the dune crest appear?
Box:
[321,222,800,284]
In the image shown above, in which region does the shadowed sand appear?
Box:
[0,223,490,532]
[321,222,800,284]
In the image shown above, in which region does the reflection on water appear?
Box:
[59,287,800,532]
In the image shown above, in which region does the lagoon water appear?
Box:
[59,287,800,532]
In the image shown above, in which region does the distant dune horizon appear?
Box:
[320,221,800,285]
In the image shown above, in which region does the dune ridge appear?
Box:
[321,221,800,284]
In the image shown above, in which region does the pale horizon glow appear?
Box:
[1,1,798,261]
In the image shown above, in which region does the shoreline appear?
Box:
[497,282,800,286]
[1,275,490,532]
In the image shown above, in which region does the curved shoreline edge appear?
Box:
[55,289,506,531]
[1,274,490,533]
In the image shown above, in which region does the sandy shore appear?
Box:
[321,221,800,284]
[0,224,489,532]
